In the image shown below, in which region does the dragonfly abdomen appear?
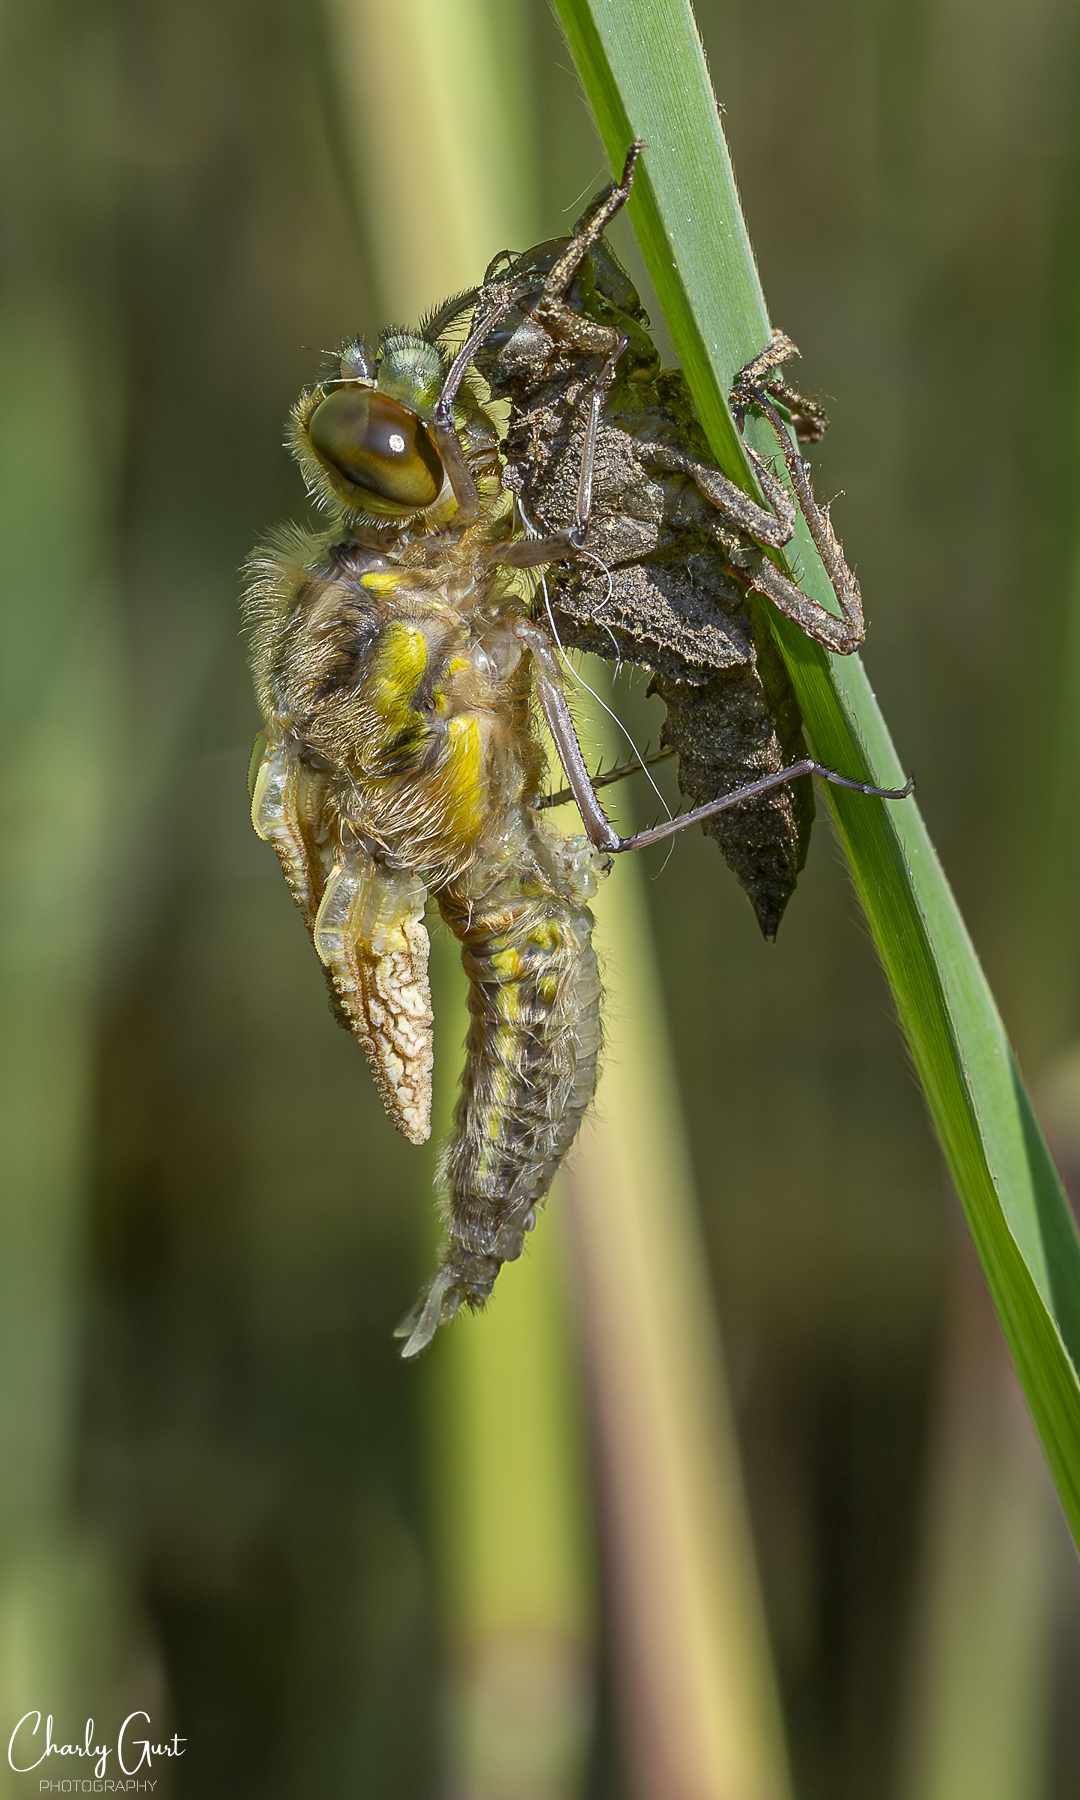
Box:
[396,822,603,1353]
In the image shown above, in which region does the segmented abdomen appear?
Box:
[397,823,604,1356]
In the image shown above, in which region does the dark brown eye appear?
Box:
[308,387,444,509]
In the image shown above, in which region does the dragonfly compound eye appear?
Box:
[308,387,444,510]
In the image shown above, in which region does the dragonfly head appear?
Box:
[289,333,497,526]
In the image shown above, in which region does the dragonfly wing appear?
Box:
[250,734,335,926]
[252,734,434,1144]
[313,854,434,1145]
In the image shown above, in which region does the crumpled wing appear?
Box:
[251,735,434,1144]
[250,732,336,926]
[313,856,433,1144]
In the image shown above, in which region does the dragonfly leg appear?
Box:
[616,762,912,853]
[540,141,644,310]
[515,619,620,852]
[731,329,829,442]
[729,345,865,653]
[433,138,640,445]
[516,618,910,854]
[538,746,676,811]
[635,436,798,549]
[491,326,628,571]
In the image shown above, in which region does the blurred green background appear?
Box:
[3,0,1080,1796]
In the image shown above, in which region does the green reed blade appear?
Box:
[552,0,1080,1544]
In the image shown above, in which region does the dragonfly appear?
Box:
[243,148,909,1355]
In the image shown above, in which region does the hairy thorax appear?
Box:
[254,523,545,890]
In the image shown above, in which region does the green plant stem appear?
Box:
[552,0,1080,1544]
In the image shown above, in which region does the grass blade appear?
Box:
[552,0,1080,1543]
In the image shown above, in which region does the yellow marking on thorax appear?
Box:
[370,620,428,727]
[360,571,400,594]
[441,715,487,843]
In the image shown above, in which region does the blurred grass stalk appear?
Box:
[321,0,539,319]
[0,0,127,1759]
[900,1241,1055,1800]
[565,672,793,1800]
[323,2,792,1794]
[429,1183,596,1800]
[551,0,1080,1546]
[320,5,593,1794]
